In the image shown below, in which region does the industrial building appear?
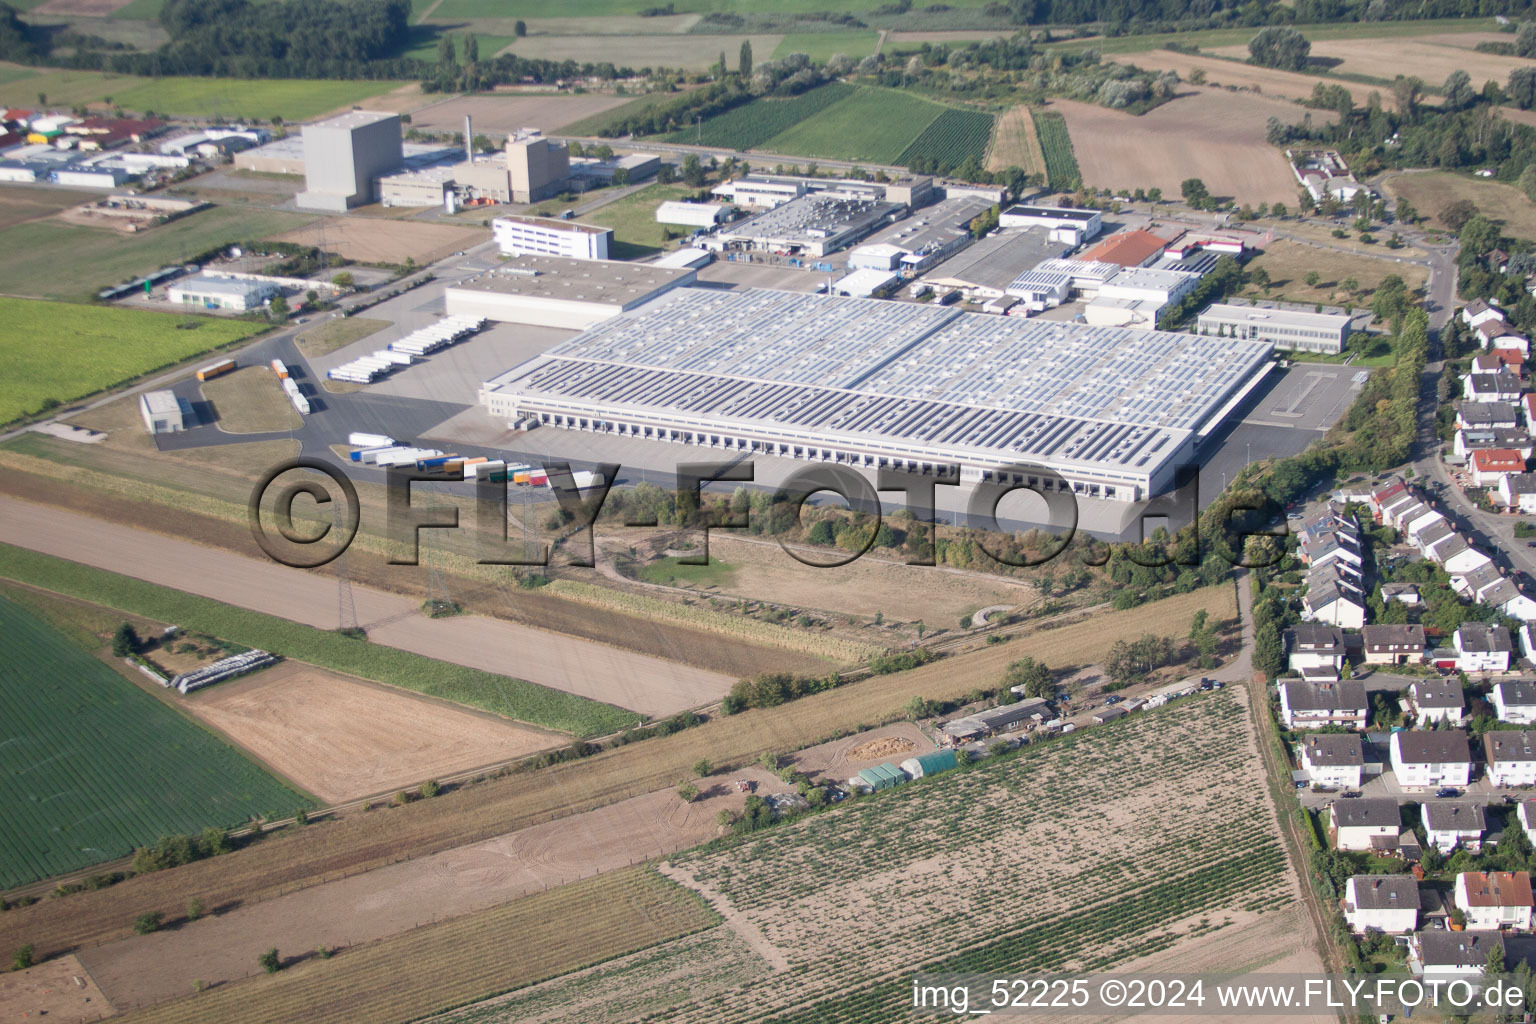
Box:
[1006,258,1120,311]
[508,129,570,204]
[1077,228,1179,268]
[444,254,696,329]
[848,194,993,275]
[655,200,730,228]
[139,390,188,434]
[709,193,902,259]
[997,204,1102,244]
[492,215,612,260]
[570,151,659,186]
[167,274,278,311]
[296,111,403,211]
[1197,300,1355,354]
[830,267,901,298]
[1083,267,1202,330]
[710,172,936,210]
[923,228,1071,302]
[478,287,1274,500]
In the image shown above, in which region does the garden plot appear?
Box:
[652,690,1295,1023]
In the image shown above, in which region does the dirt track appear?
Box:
[0,497,732,717]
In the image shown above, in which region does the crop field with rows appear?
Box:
[1034,109,1082,190]
[656,82,854,149]
[897,108,996,169]
[759,86,949,164]
[0,594,309,888]
[443,689,1288,1024]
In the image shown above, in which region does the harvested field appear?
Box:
[1380,168,1536,241]
[269,218,487,265]
[509,33,782,70]
[80,783,748,1013]
[406,93,635,135]
[1502,105,1536,130]
[0,497,729,718]
[497,688,1295,1024]
[0,581,1235,961]
[1050,88,1312,203]
[681,533,1032,625]
[0,184,83,230]
[104,868,719,1024]
[199,364,301,434]
[186,662,561,803]
[1212,36,1536,87]
[987,103,1045,175]
[1241,238,1428,307]
[0,442,828,680]
[1111,51,1375,104]
[0,954,114,1024]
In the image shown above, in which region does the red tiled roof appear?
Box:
[1471,448,1526,472]
[1461,871,1533,908]
[1076,229,1173,268]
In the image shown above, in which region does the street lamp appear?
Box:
[1246,442,1252,468]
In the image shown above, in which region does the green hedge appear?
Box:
[0,544,640,738]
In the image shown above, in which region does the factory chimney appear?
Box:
[465,115,473,164]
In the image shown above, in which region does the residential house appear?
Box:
[1343,875,1421,934]
[1302,576,1367,629]
[1300,733,1366,789]
[1287,624,1347,673]
[1463,299,1507,330]
[1299,530,1364,572]
[1415,519,1457,561]
[1457,623,1514,673]
[1453,562,1506,603]
[1423,801,1487,854]
[1478,323,1530,357]
[1279,679,1367,730]
[1369,478,1410,520]
[1457,402,1520,432]
[1435,535,1496,577]
[1470,448,1528,488]
[1412,930,1504,982]
[1464,371,1523,403]
[1499,473,1536,514]
[1401,507,1448,546]
[1382,494,1426,531]
[1331,798,1403,851]
[1455,871,1534,930]
[1523,623,1536,665]
[1362,624,1427,666]
[1523,393,1536,433]
[1482,578,1536,623]
[1484,731,1536,787]
[1494,680,1536,725]
[1519,799,1536,843]
[1391,730,1474,790]
[1407,678,1466,726]
[1454,428,1534,462]
[1382,583,1421,605]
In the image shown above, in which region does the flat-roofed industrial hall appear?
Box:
[480,288,1274,501]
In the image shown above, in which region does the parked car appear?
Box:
[1435,787,1460,798]
[1104,695,1123,705]
[1342,791,1362,798]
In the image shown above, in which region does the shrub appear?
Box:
[185,898,204,921]
[134,911,163,935]
[12,944,33,971]
[678,783,700,803]
[420,779,440,798]
[258,948,281,973]
[692,759,713,777]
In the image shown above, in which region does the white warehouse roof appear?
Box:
[480,287,1273,498]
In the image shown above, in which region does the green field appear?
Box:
[1034,108,1080,190]
[580,181,697,258]
[0,545,643,738]
[0,205,313,302]
[399,27,516,62]
[1042,15,1498,54]
[435,0,993,15]
[636,556,737,588]
[771,31,880,61]
[760,85,946,163]
[0,68,400,121]
[897,107,994,169]
[0,593,310,888]
[110,0,167,17]
[657,82,853,149]
[0,299,270,424]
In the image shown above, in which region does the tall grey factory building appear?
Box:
[480,288,1274,501]
[297,111,403,212]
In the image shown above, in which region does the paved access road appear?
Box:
[0,496,732,718]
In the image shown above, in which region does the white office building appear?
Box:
[492,215,612,261]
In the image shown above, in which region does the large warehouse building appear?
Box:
[444,254,696,329]
[296,111,403,211]
[479,288,1274,501]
